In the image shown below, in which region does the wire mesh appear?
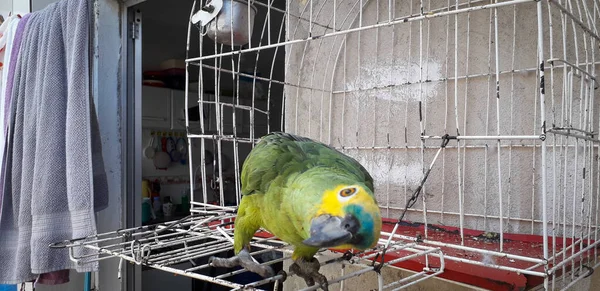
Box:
[185,0,600,289]
[181,0,600,289]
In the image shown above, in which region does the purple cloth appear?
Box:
[4,14,30,136]
[0,14,29,220]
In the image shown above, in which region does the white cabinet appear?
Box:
[142,86,171,129]
[141,86,193,130]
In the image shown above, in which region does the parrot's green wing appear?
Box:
[241,132,374,196]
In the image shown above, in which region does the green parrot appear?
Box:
[209,132,382,290]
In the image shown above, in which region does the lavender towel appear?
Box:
[4,14,30,136]
[0,0,109,283]
[0,14,29,222]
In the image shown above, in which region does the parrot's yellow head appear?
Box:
[303,184,382,251]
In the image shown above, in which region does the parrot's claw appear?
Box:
[290,257,329,291]
[208,249,275,278]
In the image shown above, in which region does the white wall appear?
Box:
[0,0,30,17]
[30,0,55,11]
[0,1,11,17]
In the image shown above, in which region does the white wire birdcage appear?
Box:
[52,0,600,290]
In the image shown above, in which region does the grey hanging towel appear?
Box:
[0,0,109,284]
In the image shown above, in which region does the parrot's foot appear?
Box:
[208,248,275,278]
[290,257,328,291]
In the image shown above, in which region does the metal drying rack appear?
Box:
[50,204,444,291]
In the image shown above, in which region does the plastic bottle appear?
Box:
[181,189,190,215]
[162,196,174,217]
[141,180,151,198]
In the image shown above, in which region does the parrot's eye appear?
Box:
[339,187,357,198]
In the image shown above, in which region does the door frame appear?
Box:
[120,2,145,291]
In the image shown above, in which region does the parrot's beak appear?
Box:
[302,214,360,248]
